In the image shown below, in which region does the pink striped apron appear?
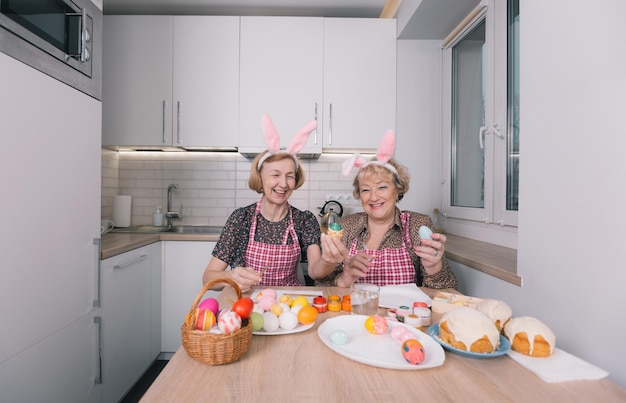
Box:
[349,212,415,286]
[244,200,301,286]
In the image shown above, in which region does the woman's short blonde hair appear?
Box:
[248,151,306,194]
[352,158,410,201]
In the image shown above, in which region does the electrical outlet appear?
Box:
[326,193,359,205]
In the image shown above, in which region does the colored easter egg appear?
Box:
[250,312,264,331]
[364,315,388,335]
[330,330,349,345]
[217,310,242,334]
[198,297,219,317]
[401,339,426,365]
[195,309,216,331]
[418,225,433,240]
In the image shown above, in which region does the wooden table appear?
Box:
[141,286,626,402]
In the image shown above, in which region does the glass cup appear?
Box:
[350,283,380,315]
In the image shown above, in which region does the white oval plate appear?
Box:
[318,315,445,370]
[253,321,314,336]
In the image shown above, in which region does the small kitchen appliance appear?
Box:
[319,200,343,234]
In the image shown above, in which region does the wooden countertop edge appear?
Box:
[444,234,522,286]
[100,232,220,260]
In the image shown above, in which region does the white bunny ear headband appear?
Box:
[257,114,317,170]
[341,130,398,177]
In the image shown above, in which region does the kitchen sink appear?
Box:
[110,225,223,235]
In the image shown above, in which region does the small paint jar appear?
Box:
[328,295,341,312]
[404,314,422,327]
[341,295,352,312]
[413,301,429,312]
[313,296,328,313]
[414,307,431,327]
[396,305,411,322]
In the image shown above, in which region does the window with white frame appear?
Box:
[441,0,519,238]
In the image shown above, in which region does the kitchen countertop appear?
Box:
[100,232,221,260]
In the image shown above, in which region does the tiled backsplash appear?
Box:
[101,149,363,227]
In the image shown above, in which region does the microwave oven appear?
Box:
[0,0,101,100]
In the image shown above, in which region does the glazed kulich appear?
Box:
[439,307,500,353]
[476,299,512,332]
[504,316,556,357]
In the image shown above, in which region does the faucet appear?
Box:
[166,184,182,228]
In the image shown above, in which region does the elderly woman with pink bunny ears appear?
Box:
[312,131,458,290]
[202,114,339,293]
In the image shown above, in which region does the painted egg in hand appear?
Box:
[418,226,433,240]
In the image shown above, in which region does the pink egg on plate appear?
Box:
[401,339,426,365]
[258,295,277,311]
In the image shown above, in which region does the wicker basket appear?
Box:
[181,278,252,365]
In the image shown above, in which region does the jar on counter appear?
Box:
[328,295,341,312]
[313,296,328,313]
[341,295,351,312]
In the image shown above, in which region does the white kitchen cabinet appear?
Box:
[322,18,397,150]
[173,16,240,148]
[238,17,397,154]
[239,17,324,155]
[0,311,102,403]
[102,15,173,148]
[162,241,218,353]
[0,50,102,402]
[102,16,240,149]
[101,243,161,403]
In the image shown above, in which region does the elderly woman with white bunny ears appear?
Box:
[202,114,339,292]
[312,131,458,290]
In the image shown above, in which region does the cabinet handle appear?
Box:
[328,103,333,145]
[94,316,102,385]
[162,100,167,144]
[93,238,100,307]
[113,254,148,270]
[176,101,181,144]
[313,102,318,145]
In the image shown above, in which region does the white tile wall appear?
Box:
[101,150,363,227]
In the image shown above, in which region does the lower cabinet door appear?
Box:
[101,245,153,403]
[162,241,217,353]
[0,311,103,403]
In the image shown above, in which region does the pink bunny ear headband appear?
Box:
[341,130,398,177]
[257,114,317,170]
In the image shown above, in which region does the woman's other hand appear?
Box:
[307,234,347,279]
[337,252,373,287]
[414,232,446,274]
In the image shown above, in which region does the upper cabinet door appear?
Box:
[239,17,324,155]
[173,16,240,148]
[323,18,397,151]
[102,16,174,148]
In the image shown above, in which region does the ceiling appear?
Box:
[103,0,387,18]
[102,0,481,40]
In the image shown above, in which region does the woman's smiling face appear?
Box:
[358,173,398,221]
[260,158,297,205]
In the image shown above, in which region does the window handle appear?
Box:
[479,125,488,149]
[491,123,504,138]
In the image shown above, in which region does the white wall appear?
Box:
[395,40,442,216]
[409,0,626,387]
